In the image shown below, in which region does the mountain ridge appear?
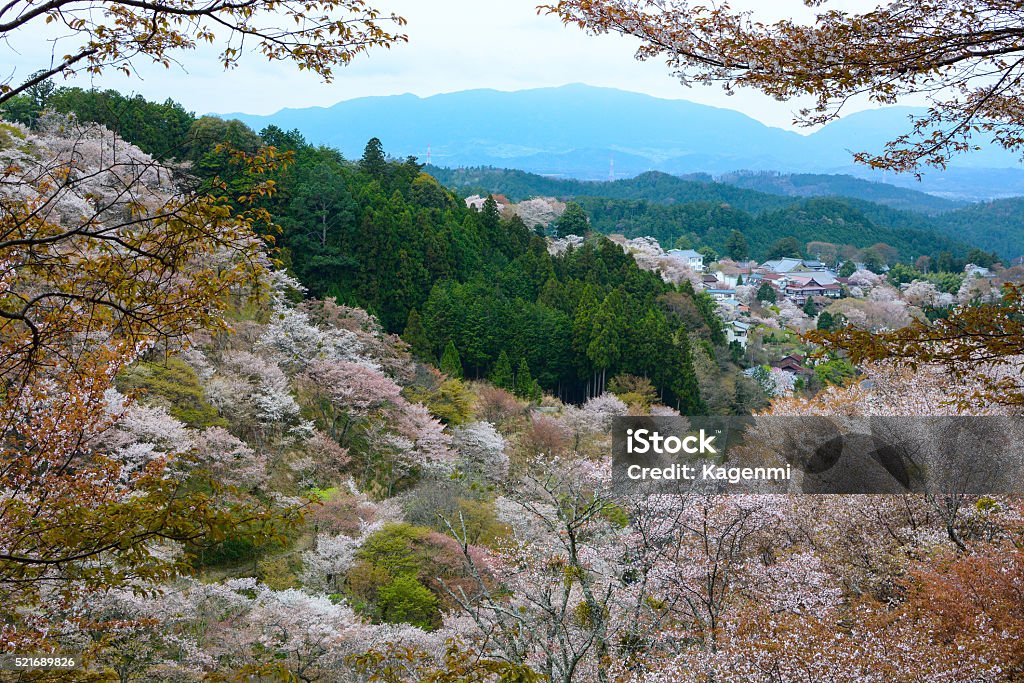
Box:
[220,84,1024,201]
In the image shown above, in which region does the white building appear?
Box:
[726,320,751,348]
[667,248,705,272]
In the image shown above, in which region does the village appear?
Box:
[464,192,1016,399]
[544,229,1011,399]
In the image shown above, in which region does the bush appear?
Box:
[474,384,526,425]
[375,575,438,630]
[309,491,377,537]
[257,556,300,590]
[345,522,490,629]
[116,357,225,427]
[403,480,510,547]
[404,379,474,426]
[608,374,657,410]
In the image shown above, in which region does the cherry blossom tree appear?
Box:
[192,426,268,490]
[206,350,301,442]
[451,421,508,480]
[298,358,402,442]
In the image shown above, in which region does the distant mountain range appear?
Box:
[222,84,1024,201]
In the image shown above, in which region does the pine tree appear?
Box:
[514,357,536,400]
[725,230,749,260]
[490,350,514,391]
[360,137,387,177]
[756,282,777,304]
[403,309,433,361]
[803,297,817,316]
[440,341,463,379]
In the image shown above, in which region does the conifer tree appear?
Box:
[440,341,463,379]
[403,309,433,361]
[514,357,536,399]
[360,137,388,177]
[725,230,749,261]
[756,282,777,304]
[490,350,515,391]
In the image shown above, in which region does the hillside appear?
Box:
[432,164,1024,260]
[932,198,1024,261]
[432,165,967,216]
[427,167,794,214]
[715,171,965,215]
[576,195,967,262]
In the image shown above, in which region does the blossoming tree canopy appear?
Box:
[0,0,407,105]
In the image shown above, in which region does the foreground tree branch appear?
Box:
[543,0,1024,171]
[0,0,407,105]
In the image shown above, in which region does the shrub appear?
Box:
[375,575,438,630]
[309,492,377,537]
[116,357,225,427]
[404,379,474,426]
[345,522,490,629]
[608,374,657,411]
[403,480,510,547]
[474,384,526,425]
[257,556,300,590]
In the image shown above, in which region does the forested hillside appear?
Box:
[715,170,965,214]
[428,166,795,213]
[931,198,1024,260]
[428,165,1024,261]
[257,132,728,411]
[577,195,967,262]
[0,88,752,411]
[4,116,1018,681]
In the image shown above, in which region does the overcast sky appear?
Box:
[5,0,890,131]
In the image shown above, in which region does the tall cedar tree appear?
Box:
[490,351,515,391]
[440,341,464,379]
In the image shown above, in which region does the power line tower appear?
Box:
[426,143,432,166]
[608,156,615,182]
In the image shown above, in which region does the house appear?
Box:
[726,320,751,348]
[760,257,806,274]
[783,275,843,304]
[715,263,755,288]
[965,263,994,278]
[770,354,814,376]
[756,272,784,291]
[706,287,737,303]
[761,257,835,275]
[667,248,705,272]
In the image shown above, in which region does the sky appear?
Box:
[5,0,889,131]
